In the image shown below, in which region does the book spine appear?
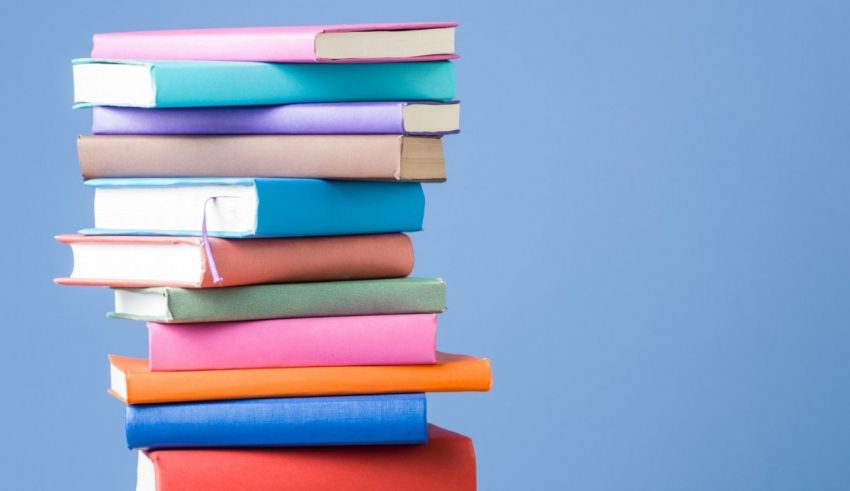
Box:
[254,179,425,237]
[145,425,476,491]
[164,278,446,323]
[153,61,455,107]
[92,103,406,135]
[125,394,428,449]
[149,314,438,371]
[77,134,405,180]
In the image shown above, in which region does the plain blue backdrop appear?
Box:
[2,1,849,489]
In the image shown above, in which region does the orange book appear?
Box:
[55,233,413,288]
[139,425,476,491]
[110,353,492,404]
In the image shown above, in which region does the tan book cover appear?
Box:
[77,135,446,181]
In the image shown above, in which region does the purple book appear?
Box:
[92,101,460,136]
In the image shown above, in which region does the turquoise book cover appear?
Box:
[81,177,426,237]
[72,59,456,108]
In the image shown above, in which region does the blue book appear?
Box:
[81,177,425,238]
[72,59,455,108]
[125,394,428,449]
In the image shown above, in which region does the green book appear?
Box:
[109,278,446,323]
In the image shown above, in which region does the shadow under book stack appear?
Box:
[57,23,491,491]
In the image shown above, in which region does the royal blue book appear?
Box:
[81,177,425,238]
[72,59,455,108]
[125,394,428,449]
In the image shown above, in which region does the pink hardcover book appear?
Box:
[149,313,438,371]
[91,22,458,63]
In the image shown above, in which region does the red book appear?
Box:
[55,233,413,288]
[138,425,476,491]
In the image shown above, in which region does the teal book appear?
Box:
[72,59,455,108]
[109,277,447,323]
[81,177,425,238]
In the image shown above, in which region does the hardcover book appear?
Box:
[137,425,476,491]
[109,352,492,404]
[125,394,427,449]
[91,102,460,136]
[77,134,446,181]
[91,23,458,63]
[72,59,455,108]
[82,178,425,238]
[148,314,438,371]
[110,277,446,323]
[56,233,414,288]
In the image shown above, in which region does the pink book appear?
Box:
[148,314,438,371]
[91,22,458,63]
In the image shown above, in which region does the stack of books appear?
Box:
[58,23,492,490]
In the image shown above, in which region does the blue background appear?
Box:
[2,1,849,489]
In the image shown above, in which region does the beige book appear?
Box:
[77,135,445,181]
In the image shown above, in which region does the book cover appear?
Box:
[148,314,438,371]
[55,233,414,288]
[77,134,445,181]
[109,352,492,404]
[81,177,425,238]
[91,102,460,136]
[125,394,427,449]
[110,277,446,323]
[137,425,475,491]
[72,59,455,108]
